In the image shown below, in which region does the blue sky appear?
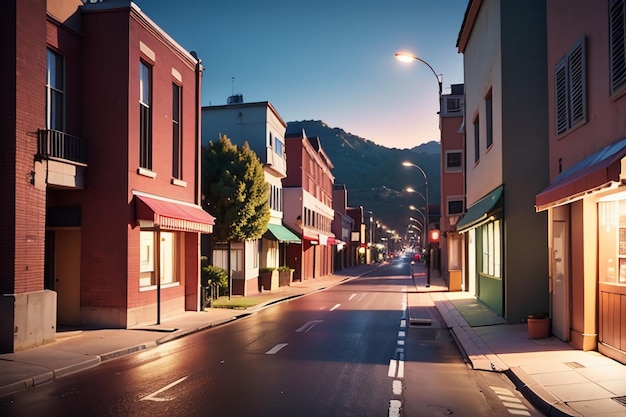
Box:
[137,0,467,149]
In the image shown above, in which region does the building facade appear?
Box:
[332,184,355,270]
[439,84,465,291]
[283,128,336,280]
[535,0,626,364]
[201,100,300,295]
[1,0,213,352]
[456,0,550,323]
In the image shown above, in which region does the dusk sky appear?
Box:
[137,1,467,150]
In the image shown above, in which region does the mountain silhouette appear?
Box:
[286,120,440,243]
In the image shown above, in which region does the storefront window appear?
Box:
[139,230,180,288]
[598,200,626,284]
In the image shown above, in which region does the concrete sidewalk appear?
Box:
[407,266,626,417]
[1,261,626,417]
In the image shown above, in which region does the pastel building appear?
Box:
[201,100,300,295]
[536,0,626,364]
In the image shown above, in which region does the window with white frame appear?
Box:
[555,37,587,135]
[610,0,626,95]
[213,249,243,272]
[139,60,153,169]
[447,199,464,216]
[480,220,501,278]
[445,150,463,173]
[46,49,64,131]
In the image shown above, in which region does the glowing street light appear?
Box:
[394,52,443,102]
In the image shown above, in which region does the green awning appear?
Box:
[456,186,503,232]
[265,223,301,243]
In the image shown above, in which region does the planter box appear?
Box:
[278,269,294,287]
[527,317,550,339]
[260,270,279,291]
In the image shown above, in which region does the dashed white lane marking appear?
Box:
[400,319,406,328]
[266,343,288,355]
[348,293,357,301]
[398,330,406,338]
[330,303,341,311]
[295,320,323,333]
[140,376,188,402]
[397,340,405,346]
[389,399,401,417]
[392,380,402,396]
[396,360,404,378]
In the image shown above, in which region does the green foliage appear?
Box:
[202,135,270,242]
[201,264,228,293]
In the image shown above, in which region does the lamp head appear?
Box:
[395,52,417,63]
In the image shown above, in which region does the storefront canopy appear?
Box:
[135,194,215,234]
[535,137,626,211]
[264,223,301,243]
[456,185,503,232]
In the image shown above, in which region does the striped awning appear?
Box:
[135,195,215,234]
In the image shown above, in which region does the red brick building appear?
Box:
[0,0,213,352]
[283,127,336,280]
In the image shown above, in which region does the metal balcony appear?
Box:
[37,129,87,165]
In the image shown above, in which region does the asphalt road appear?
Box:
[0,257,541,416]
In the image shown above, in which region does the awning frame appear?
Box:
[456,186,503,233]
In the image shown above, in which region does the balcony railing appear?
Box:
[37,129,87,165]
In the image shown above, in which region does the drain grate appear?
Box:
[565,361,585,369]
[613,396,626,407]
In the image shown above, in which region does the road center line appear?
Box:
[398,330,406,338]
[400,319,406,328]
[348,293,357,301]
[266,343,288,355]
[330,303,341,311]
[388,359,397,377]
[397,360,404,378]
[392,380,402,395]
[295,320,323,333]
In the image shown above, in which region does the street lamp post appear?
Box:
[395,52,443,103]
[402,161,430,287]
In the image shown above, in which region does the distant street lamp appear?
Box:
[402,161,430,287]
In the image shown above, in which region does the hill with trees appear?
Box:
[286,120,440,241]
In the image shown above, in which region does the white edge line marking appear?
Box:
[295,320,323,333]
[140,376,188,402]
[388,359,397,377]
[266,343,288,354]
[330,303,341,311]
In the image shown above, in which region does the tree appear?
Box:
[203,134,270,240]
[202,135,270,297]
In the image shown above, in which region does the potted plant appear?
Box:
[259,267,278,291]
[527,310,550,339]
[277,266,295,287]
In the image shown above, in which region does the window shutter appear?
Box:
[610,0,626,94]
[568,39,586,127]
[555,58,569,135]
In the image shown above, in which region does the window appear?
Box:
[445,151,463,172]
[275,138,284,157]
[598,200,626,284]
[139,61,152,169]
[139,231,180,288]
[46,49,64,131]
[172,83,182,179]
[445,97,461,113]
[473,114,480,163]
[485,90,493,149]
[448,199,464,215]
[480,220,501,278]
[610,0,626,95]
[555,38,587,135]
[213,248,243,272]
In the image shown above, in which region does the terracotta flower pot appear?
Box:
[527,317,550,339]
